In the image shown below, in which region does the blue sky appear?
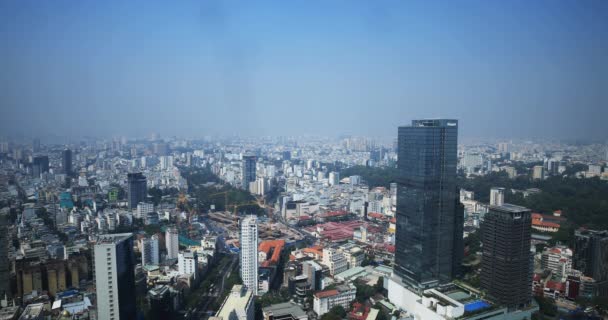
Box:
[1,0,607,139]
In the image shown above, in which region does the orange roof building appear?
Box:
[258,240,285,267]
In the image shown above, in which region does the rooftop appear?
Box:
[262,302,307,319]
[18,303,44,320]
[215,285,254,320]
[489,203,530,214]
[96,233,132,244]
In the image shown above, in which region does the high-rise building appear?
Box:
[242,155,257,190]
[489,187,505,206]
[328,172,340,186]
[32,156,49,178]
[481,204,533,309]
[240,215,259,295]
[62,149,72,175]
[178,251,198,279]
[136,202,154,220]
[32,138,41,152]
[165,228,179,260]
[282,151,291,161]
[302,260,323,291]
[573,229,608,297]
[463,152,483,173]
[532,165,544,180]
[394,119,461,290]
[153,142,169,156]
[0,213,10,298]
[94,233,136,320]
[127,173,147,209]
[497,142,509,155]
[142,235,160,266]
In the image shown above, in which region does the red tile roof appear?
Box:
[315,289,339,298]
[545,280,565,292]
[258,240,285,267]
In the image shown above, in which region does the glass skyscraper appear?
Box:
[62,149,72,175]
[481,204,533,309]
[242,155,257,190]
[127,172,147,209]
[394,119,461,290]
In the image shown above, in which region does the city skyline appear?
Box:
[2,1,608,319]
[1,1,607,140]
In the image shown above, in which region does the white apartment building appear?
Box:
[136,202,154,219]
[313,284,357,316]
[322,248,348,276]
[165,228,179,260]
[94,233,136,320]
[141,235,160,266]
[178,251,198,279]
[240,215,259,295]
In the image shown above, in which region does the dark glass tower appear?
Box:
[573,229,608,297]
[62,149,72,175]
[32,155,49,178]
[0,214,10,298]
[394,119,461,290]
[481,204,532,309]
[127,172,147,209]
[242,155,257,190]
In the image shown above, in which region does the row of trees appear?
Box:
[460,171,608,230]
[340,164,608,230]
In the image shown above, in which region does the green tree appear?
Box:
[320,305,347,320]
[534,296,557,317]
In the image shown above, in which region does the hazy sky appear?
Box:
[1,0,607,140]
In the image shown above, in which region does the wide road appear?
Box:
[189,253,238,320]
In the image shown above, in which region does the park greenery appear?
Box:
[180,166,264,216]
[340,165,608,230]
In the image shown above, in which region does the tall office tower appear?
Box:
[153,142,169,156]
[489,187,505,206]
[32,138,41,152]
[328,172,340,186]
[240,215,259,295]
[497,142,509,155]
[32,155,49,178]
[94,233,136,320]
[532,165,544,180]
[481,204,532,309]
[62,149,73,175]
[282,151,291,161]
[127,173,147,209]
[141,236,160,266]
[241,155,257,190]
[165,228,179,260]
[573,230,608,297]
[0,214,10,298]
[393,119,461,291]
